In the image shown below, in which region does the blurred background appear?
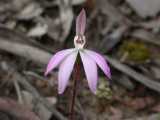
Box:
[0,0,160,120]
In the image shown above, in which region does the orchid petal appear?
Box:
[58,51,78,94]
[45,49,74,76]
[80,51,98,94]
[85,50,111,79]
[76,9,86,35]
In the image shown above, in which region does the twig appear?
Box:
[76,98,88,120]
[105,56,160,93]
[131,29,160,47]
[0,39,51,66]
[13,80,23,104]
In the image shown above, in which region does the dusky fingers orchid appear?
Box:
[45,9,111,94]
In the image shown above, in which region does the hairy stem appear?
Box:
[69,62,80,120]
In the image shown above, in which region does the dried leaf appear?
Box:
[126,0,160,18]
[17,2,43,20]
[27,23,48,37]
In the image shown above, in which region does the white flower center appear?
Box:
[74,35,86,49]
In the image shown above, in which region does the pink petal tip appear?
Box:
[80,51,98,94]
[85,50,111,79]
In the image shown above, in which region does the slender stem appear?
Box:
[69,62,80,120]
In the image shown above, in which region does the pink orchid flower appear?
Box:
[45,9,111,94]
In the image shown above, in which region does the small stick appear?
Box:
[14,80,23,104]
